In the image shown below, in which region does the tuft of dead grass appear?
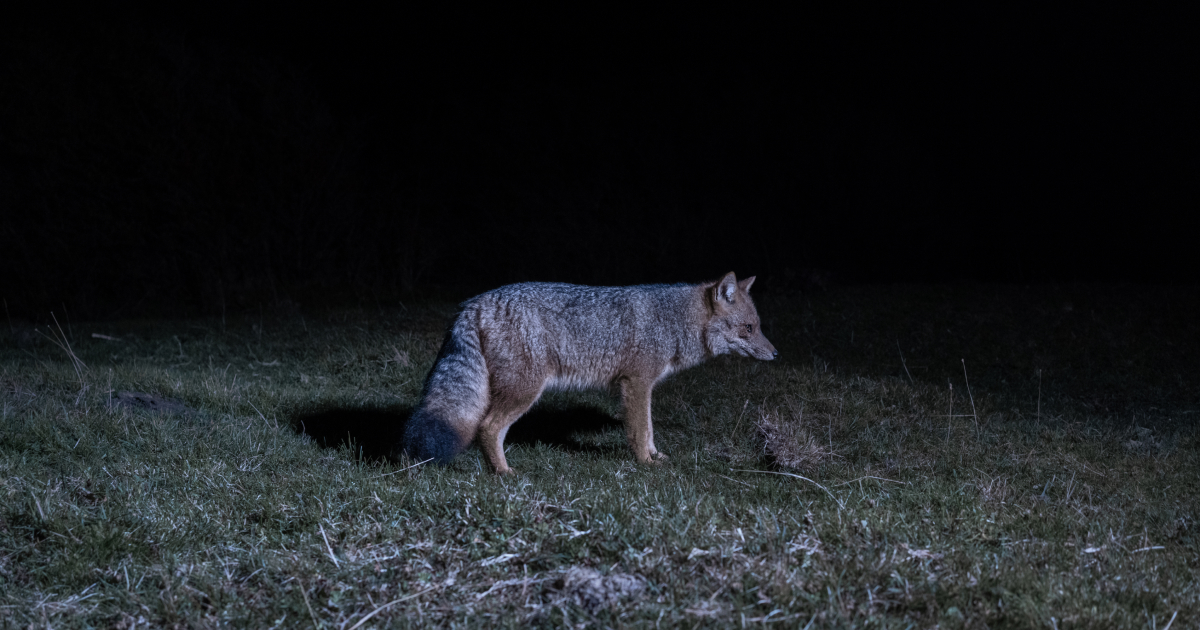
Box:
[756,409,835,472]
[1123,426,1165,453]
[558,566,645,614]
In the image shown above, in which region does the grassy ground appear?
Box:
[2,284,1197,628]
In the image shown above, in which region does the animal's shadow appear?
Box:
[504,404,623,453]
[292,405,411,462]
[291,403,623,463]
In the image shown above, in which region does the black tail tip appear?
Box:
[402,408,463,465]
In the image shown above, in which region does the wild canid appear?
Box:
[403,272,777,474]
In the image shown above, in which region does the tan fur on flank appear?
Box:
[403,272,777,474]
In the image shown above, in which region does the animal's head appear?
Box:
[704,272,778,361]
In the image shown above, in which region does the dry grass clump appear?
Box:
[557,566,645,614]
[974,469,1013,505]
[1123,426,1165,453]
[756,410,834,472]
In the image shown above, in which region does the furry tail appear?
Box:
[402,406,465,464]
[402,317,489,464]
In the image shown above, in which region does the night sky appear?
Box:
[2,6,1194,318]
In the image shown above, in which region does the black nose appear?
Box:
[773,350,779,359]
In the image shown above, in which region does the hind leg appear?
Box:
[477,381,543,475]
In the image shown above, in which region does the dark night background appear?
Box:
[2,6,1195,319]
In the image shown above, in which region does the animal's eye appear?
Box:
[744,324,753,333]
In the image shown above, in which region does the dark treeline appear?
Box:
[2,24,388,319]
[2,10,1192,320]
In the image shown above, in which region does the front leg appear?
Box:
[620,377,659,464]
[648,419,667,461]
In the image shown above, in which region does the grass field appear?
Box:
[2,284,1198,628]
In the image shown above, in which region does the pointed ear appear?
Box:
[716,272,738,303]
[738,276,756,293]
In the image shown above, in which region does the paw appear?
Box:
[651,451,669,462]
[494,467,516,476]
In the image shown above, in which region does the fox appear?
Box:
[402,272,777,474]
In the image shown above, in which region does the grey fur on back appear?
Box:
[465,282,713,388]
